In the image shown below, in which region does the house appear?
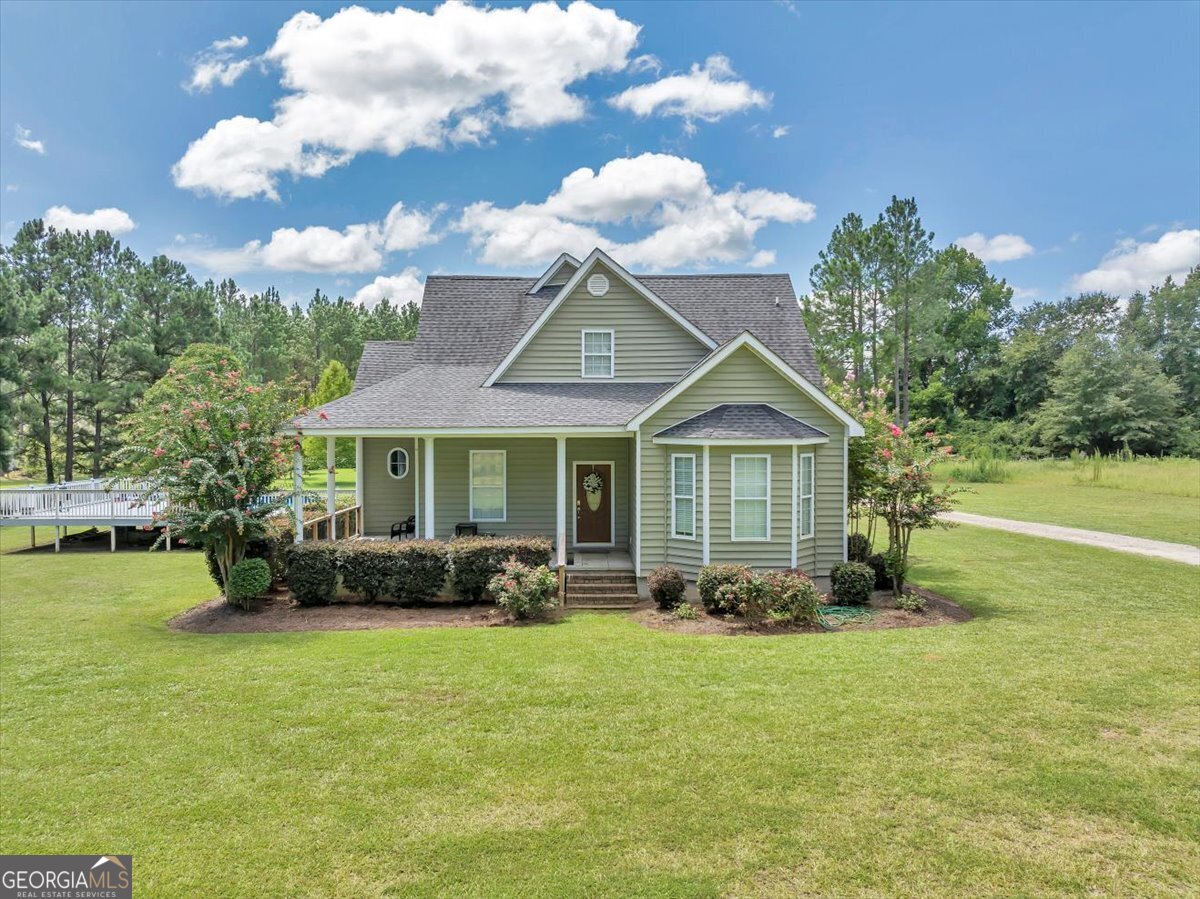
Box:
[290,248,863,596]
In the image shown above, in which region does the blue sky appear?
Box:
[2,0,1198,309]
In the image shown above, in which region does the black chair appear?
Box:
[454,522,478,537]
[391,515,416,540]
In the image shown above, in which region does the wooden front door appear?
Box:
[575,463,613,545]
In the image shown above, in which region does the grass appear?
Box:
[2,525,1198,897]
[944,457,1200,547]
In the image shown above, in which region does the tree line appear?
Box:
[0,219,418,482]
[803,196,1199,457]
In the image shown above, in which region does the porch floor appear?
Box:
[568,550,634,571]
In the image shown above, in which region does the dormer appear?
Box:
[526,253,581,294]
[489,249,716,385]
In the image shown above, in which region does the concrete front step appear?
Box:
[565,573,638,585]
[565,593,640,608]
[565,582,638,595]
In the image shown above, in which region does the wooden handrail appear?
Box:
[301,504,363,542]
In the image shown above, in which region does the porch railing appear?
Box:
[301,504,363,542]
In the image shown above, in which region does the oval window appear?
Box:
[387,447,409,479]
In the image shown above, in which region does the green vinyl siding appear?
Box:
[401,436,632,548]
[500,262,709,383]
[638,345,846,578]
[361,437,419,537]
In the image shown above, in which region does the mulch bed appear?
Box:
[169,589,550,634]
[631,586,971,637]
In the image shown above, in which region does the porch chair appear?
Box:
[390,515,416,541]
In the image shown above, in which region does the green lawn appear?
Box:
[946,458,1200,547]
[1,525,1197,896]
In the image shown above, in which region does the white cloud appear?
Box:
[608,54,769,131]
[186,35,255,93]
[14,125,45,155]
[457,152,814,271]
[629,54,662,75]
[748,250,776,268]
[1070,229,1200,295]
[771,125,789,139]
[953,232,1035,263]
[173,1,640,199]
[352,268,425,308]
[173,202,440,274]
[43,206,136,235]
[1009,286,1040,301]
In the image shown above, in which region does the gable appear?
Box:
[496,258,713,384]
[642,345,848,439]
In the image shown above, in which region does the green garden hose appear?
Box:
[817,605,875,630]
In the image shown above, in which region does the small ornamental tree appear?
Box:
[119,352,297,602]
[862,420,962,596]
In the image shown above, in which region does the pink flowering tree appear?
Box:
[828,377,962,595]
[119,346,298,602]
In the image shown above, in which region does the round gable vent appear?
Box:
[586,273,610,296]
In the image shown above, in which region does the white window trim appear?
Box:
[799,452,815,540]
[670,453,696,540]
[731,453,771,542]
[468,449,507,522]
[580,329,615,379]
[386,447,410,480]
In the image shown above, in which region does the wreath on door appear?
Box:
[582,471,604,512]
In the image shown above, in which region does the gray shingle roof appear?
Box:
[294,364,670,430]
[413,273,820,381]
[354,341,414,390]
[654,404,829,441]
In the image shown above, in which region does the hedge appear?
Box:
[448,536,554,601]
[648,564,686,609]
[830,561,874,605]
[696,564,751,614]
[284,543,339,606]
[337,540,448,605]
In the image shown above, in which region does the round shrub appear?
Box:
[762,570,822,625]
[697,564,751,614]
[830,561,874,605]
[226,557,271,609]
[648,564,686,609]
[449,536,553,601]
[488,557,559,619]
[847,532,871,563]
[285,543,338,606]
[896,591,927,613]
[866,553,890,590]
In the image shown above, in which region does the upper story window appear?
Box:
[581,329,614,378]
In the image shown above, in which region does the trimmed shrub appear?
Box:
[897,591,927,613]
[227,558,271,609]
[697,564,751,614]
[762,570,822,625]
[449,536,553,601]
[830,561,874,606]
[337,541,449,604]
[866,553,890,590]
[648,564,687,609]
[204,517,293,591]
[488,558,559,619]
[847,533,871,563]
[285,543,339,606]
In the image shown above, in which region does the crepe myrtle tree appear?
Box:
[866,419,962,597]
[119,351,297,601]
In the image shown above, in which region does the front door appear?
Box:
[575,462,613,545]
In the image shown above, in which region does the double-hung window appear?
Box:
[798,453,814,539]
[581,330,614,378]
[732,454,770,541]
[671,454,696,539]
[469,450,506,521]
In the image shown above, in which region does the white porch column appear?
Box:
[355,437,364,510]
[790,444,799,569]
[555,437,567,568]
[633,429,642,575]
[293,447,304,543]
[110,526,117,552]
[702,445,711,565]
[414,438,421,536]
[54,526,60,553]
[327,437,337,541]
[423,437,436,539]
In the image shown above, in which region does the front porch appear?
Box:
[296,433,635,570]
